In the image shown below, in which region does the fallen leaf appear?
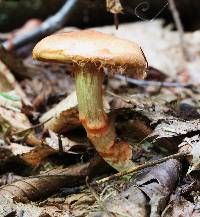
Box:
[179,135,200,173]
[135,159,181,217]
[162,194,200,217]
[0,156,109,202]
[40,91,80,133]
[91,159,181,217]
[106,0,123,14]
[150,119,200,140]
[0,195,70,217]
[91,185,148,217]
[46,130,87,154]
[0,57,31,106]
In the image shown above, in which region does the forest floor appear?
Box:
[0,19,200,217]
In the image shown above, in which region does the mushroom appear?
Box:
[32,30,147,171]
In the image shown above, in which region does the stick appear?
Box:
[168,0,190,61]
[22,152,186,193]
[94,152,186,185]
[115,74,193,89]
[2,0,79,50]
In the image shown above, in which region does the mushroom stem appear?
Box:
[74,64,134,171]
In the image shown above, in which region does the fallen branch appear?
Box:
[2,0,79,50]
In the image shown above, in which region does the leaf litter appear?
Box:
[1,19,200,216]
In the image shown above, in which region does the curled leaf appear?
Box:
[179,135,200,173]
[106,0,123,14]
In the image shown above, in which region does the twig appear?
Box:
[106,90,146,110]
[25,153,188,190]
[94,152,187,185]
[2,0,79,50]
[106,90,133,105]
[168,0,190,61]
[115,74,193,89]
[11,117,53,137]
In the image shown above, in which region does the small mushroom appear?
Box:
[32,30,147,171]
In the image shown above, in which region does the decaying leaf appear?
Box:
[0,156,109,202]
[91,159,181,217]
[0,58,39,146]
[46,130,87,154]
[0,195,70,217]
[0,106,30,136]
[20,131,87,167]
[91,185,148,217]
[106,0,123,14]
[149,118,200,140]
[0,105,39,146]
[0,173,22,186]
[0,45,34,79]
[1,142,33,156]
[0,58,31,106]
[162,194,200,217]
[179,135,200,173]
[65,191,96,217]
[40,91,80,133]
[0,91,22,109]
[135,159,181,217]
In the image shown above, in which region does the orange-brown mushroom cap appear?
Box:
[33,30,147,78]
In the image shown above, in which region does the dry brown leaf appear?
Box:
[40,91,80,133]
[0,58,31,106]
[0,157,109,202]
[92,186,148,217]
[46,130,87,154]
[0,195,70,217]
[135,159,181,217]
[149,119,200,140]
[0,163,90,202]
[0,105,39,146]
[20,145,56,167]
[106,0,123,14]
[179,135,200,173]
[91,159,181,217]
[162,194,200,217]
